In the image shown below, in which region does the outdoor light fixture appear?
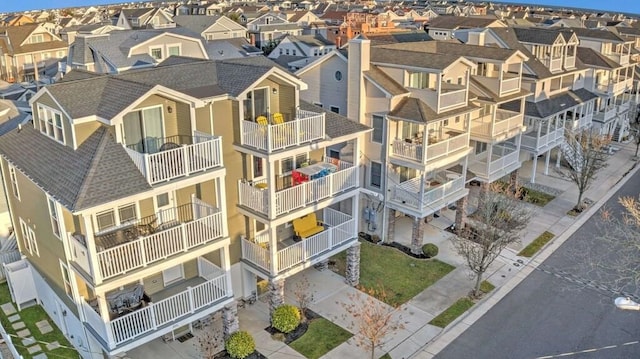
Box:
[167,105,173,113]
[272,88,278,95]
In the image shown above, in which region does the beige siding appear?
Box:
[175,102,191,142]
[254,79,296,121]
[139,197,155,218]
[129,36,206,59]
[142,258,198,295]
[194,106,211,134]
[132,95,178,139]
[0,158,75,311]
[74,121,101,146]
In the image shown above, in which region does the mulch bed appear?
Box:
[214,351,267,359]
[359,231,431,259]
[265,309,321,344]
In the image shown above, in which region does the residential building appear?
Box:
[425,16,506,40]
[267,34,335,70]
[67,27,210,74]
[115,8,175,30]
[0,14,35,27]
[0,24,68,82]
[0,55,367,358]
[246,13,303,51]
[173,15,247,40]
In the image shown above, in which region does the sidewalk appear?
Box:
[412,141,640,359]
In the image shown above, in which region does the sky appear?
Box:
[0,0,639,15]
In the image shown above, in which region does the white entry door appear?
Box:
[162,264,184,286]
[156,192,176,225]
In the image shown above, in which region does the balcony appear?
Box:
[123,132,223,185]
[241,109,325,152]
[76,200,225,281]
[565,56,576,69]
[521,127,564,152]
[566,113,592,131]
[606,52,630,66]
[500,75,520,95]
[391,131,470,165]
[541,56,563,72]
[241,208,356,274]
[593,105,618,123]
[439,83,467,112]
[237,159,358,218]
[469,147,520,181]
[470,109,523,140]
[81,258,232,351]
[388,171,467,216]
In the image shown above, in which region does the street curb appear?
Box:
[413,158,640,358]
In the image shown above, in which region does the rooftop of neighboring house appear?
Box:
[68,26,204,71]
[289,34,334,47]
[365,31,433,44]
[569,27,629,42]
[173,14,243,34]
[375,40,524,62]
[0,100,31,136]
[0,24,67,55]
[503,88,598,119]
[425,15,503,30]
[369,41,473,70]
[576,47,620,69]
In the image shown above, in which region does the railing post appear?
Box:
[188,287,195,313]
[144,154,152,184]
[149,303,158,330]
[139,238,147,268]
[183,145,190,176]
[295,119,301,145]
[181,224,189,251]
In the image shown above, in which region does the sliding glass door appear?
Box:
[123,106,165,153]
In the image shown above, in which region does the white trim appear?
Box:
[149,46,163,61]
[29,87,73,122]
[235,67,308,100]
[128,33,209,60]
[36,103,66,145]
[47,196,62,240]
[59,260,73,299]
[19,218,39,257]
[7,164,20,201]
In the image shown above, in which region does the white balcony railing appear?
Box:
[237,160,357,217]
[565,56,576,69]
[487,151,520,175]
[96,202,225,280]
[82,271,231,349]
[241,109,325,152]
[500,76,520,94]
[471,110,522,138]
[390,173,466,213]
[521,127,565,150]
[124,133,223,185]
[550,57,563,72]
[439,89,467,111]
[241,208,356,273]
[391,134,469,163]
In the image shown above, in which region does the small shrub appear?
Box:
[422,243,439,258]
[271,304,301,333]
[225,331,255,359]
[371,235,381,243]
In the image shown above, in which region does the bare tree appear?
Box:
[196,322,223,359]
[339,287,405,359]
[630,106,640,159]
[451,184,532,298]
[557,129,610,211]
[293,275,315,322]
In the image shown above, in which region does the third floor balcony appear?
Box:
[240,109,326,152]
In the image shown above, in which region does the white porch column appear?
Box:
[266,159,277,219]
[268,225,278,276]
[531,153,538,183]
[83,215,102,285]
[544,149,551,175]
[216,177,229,238]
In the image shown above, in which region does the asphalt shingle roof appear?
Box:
[388,97,479,123]
[299,101,371,139]
[507,89,598,119]
[576,47,620,69]
[363,65,409,96]
[0,124,150,211]
[371,43,464,70]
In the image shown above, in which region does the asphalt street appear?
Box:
[436,169,640,359]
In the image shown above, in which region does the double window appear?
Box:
[19,218,38,256]
[48,197,61,239]
[37,104,64,143]
[95,203,137,233]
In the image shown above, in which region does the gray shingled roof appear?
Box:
[299,101,371,139]
[363,65,409,96]
[371,44,464,70]
[570,27,626,42]
[512,27,563,45]
[510,89,598,119]
[366,31,433,44]
[290,34,333,47]
[426,15,502,30]
[378,40,521,62]
[489,28,553,79]
[0,124,150,211]
[173,14,222,34]
[576,47,620,68]
[388,97,479,123]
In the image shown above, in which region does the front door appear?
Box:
[162,264,184,286]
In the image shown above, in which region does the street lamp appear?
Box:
[614,297,640,311]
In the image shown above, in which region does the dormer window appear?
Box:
[150,47,163,60]
[37,104,64,144]
[30,34,44,44]
[409,72,436,89]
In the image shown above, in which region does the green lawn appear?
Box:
[289,318,352,359]
[332,241,455,306]
[518,231,555,257]
[0,283,79,358]
[480,280,495,294]
[522,188,555,207]
[429,298,475,328]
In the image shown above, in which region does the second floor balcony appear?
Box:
[470,108,523,141]
[70,199,226,282]
[240,109,325,152]
[237,158,358,219]
[388,170,467,217]
[241,207,356,275]
[469,144,521,182]
[521,124,564,153]
[390,130,470,169]
[123,132,223,185]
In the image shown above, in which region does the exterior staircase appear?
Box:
[560,131,584,172]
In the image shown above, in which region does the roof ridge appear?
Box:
[73,127,111,209]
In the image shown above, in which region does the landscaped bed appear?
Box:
[428,280,495,328]
[518,231,555,257]
[331,240,455,306]
[0,283,79,358]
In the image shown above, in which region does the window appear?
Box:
[37,104,65,143]
[335,70,342,81]
[372,115,384,143]
[370,162,382,188]
[292,49,297,56]
[279,48,283,55]
[475,141,487,155]
[8,165,19,200]
[168,45,180,56]
[253,156,264,178]
[150,47,163,60]
[286,49,290,55]
[19,218,38,256]
[95,203,137,233]
[409,72,429,89]
[48,198,60,239]
[281,153,308,174]
[30,34,44,43]
[60,262,72,298]
[313,102,323,108]
[156,193,170,207]
[330,106,340,114]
